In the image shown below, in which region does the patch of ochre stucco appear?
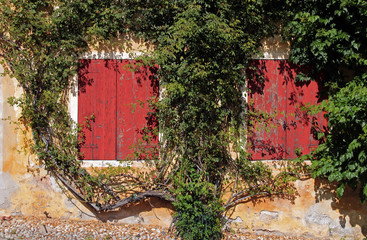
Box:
[2,71,38,178]
[9,176,72,218]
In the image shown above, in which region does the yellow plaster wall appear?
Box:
[257,35,290,59]
[2,73,24,176]
[86,33,155,57]
[0,66,80,219]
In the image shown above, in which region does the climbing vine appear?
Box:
[284,0,367,202]
[0,1,309,239]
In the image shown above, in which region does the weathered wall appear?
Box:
[227,178,367,239]
[0,37,366,240]
[0,63,79,219]
[0,38,174,226]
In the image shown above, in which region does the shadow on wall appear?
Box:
[314,178,367,237]
[86,197,174,226]
[91,33,155,57]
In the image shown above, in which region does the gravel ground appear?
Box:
[0,216,313,240]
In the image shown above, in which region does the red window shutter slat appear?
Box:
[116,60,136,160]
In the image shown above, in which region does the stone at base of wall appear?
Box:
[0,172,19,209]
[305,202,356,237]
[2,165,367,239]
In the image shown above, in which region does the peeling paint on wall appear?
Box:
[0,172,19,209]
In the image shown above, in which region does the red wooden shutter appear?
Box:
[248,60,326,160]
[78,59,158,160]
[78,59,117,160]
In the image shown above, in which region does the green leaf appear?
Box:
[337,184,345,198]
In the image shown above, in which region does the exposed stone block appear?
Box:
[259,210,279,223]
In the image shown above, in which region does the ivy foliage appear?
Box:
[312,81,367,200]
[285,0,367,201]
[0,0,130,166]
[1,0,306,239]
[147,2,298,238]
[0,0,141,205]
